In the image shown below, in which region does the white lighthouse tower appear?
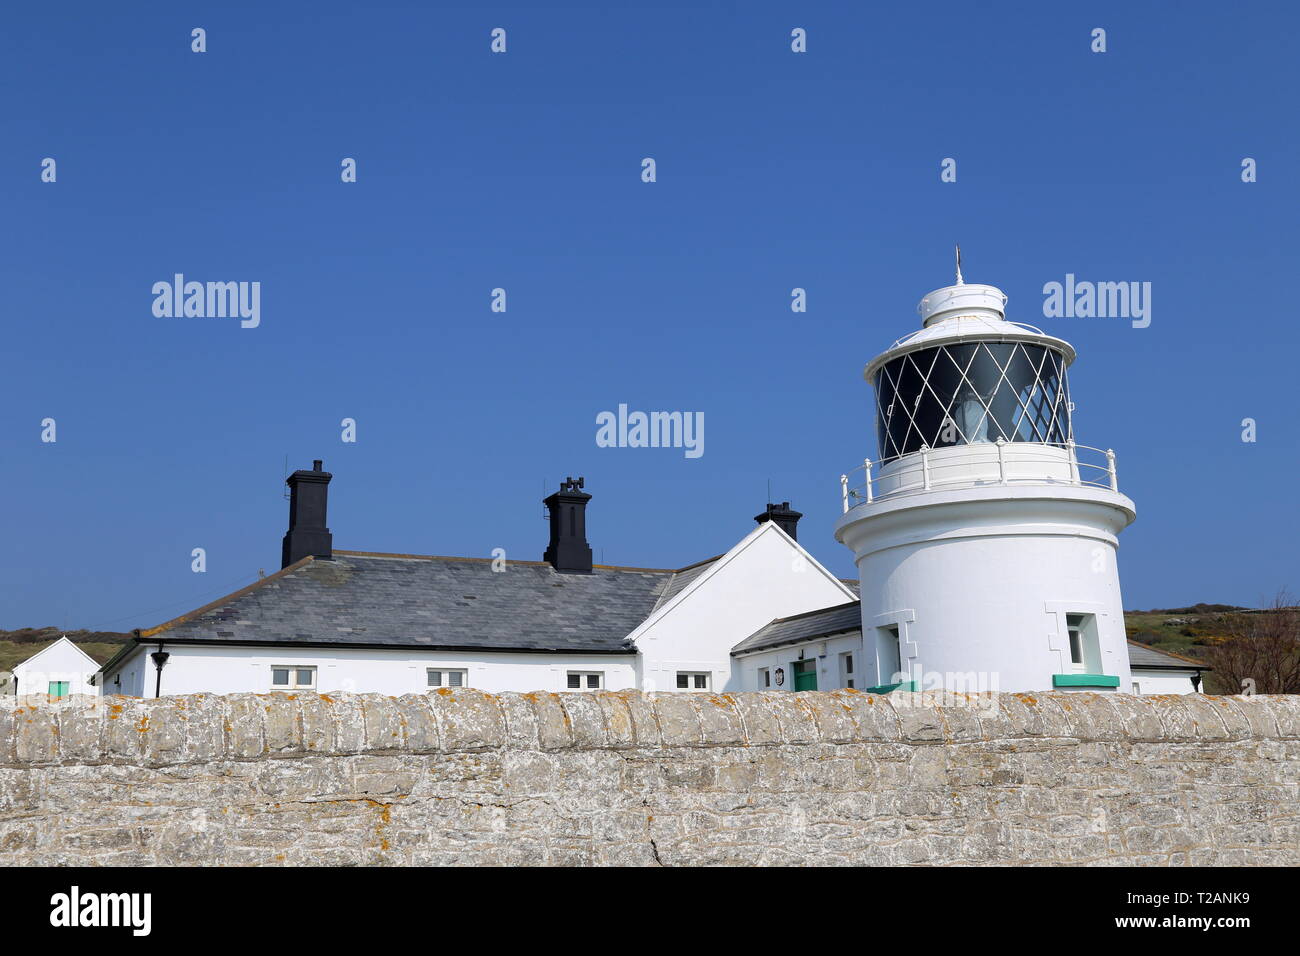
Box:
[834,260,1137,694]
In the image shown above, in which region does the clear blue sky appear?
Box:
[1,1,1296,631]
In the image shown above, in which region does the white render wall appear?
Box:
[13,638,100,698]
[734,631,864,692]
[104,643,640,697]
[1130,669,1202,695]
[628,522,859,693]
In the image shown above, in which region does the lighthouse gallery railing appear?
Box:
[839,440,1118,513]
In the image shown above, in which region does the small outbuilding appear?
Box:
[12,637,101,698]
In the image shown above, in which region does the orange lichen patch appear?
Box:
[319,694,334,703]
[1014,693,1038,706]
[136,715,149,733]
[108,704,124,719]
[436,688,452,696]
[274,854,286,862]
[224,724,233,733]
[791,696,817,720]
[286,694,297,701]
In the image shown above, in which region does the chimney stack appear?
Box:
[282,459,333,568]
[544,476,593,574]
[755,501,802,541]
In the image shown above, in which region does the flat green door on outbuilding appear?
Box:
[793,660,817,691]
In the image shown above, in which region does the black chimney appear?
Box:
[544,476,593,574]
[282,459,333,568]
[755,501,802,541]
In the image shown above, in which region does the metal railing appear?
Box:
[839,439,1118,513]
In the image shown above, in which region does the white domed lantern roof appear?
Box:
[864,282,1076,386]
[861,276,1080,462]
[918,282,1007,326]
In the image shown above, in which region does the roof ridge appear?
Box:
[673,553,725,573]
[333,550,675,573]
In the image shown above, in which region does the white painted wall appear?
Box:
[13,638,100,697]
[102,642,639,696]
[734,631,864,692]
[628,521,859,693]
[1130,669,1202,695]
[837,483,1137,694]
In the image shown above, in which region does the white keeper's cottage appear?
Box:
[94,267,1207,699]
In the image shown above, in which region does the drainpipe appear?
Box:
[1191,672,1202,693]
[149,639,169,698]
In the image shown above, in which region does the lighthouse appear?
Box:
[834,261,1137,694]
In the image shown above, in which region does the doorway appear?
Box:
[793,659,817,691]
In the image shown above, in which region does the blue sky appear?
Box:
[1,0,1296,630]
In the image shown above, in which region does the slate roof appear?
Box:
[731,600,863,656]
[1126,640,1211,671]
[139,552,678,654]
[652,557,721,611]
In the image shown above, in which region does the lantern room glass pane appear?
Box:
[874,342,1070,458]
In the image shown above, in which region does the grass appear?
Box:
[1122,603,1248,663]
[0,628,131,672]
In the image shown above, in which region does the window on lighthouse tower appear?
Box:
[1066,613,1099,673]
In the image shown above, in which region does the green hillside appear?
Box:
[1122,603,1244,664]
[0,627,131,672]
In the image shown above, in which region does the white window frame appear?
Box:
[271,665,317,690]
[675,671,711,692]
[1066,613,1093,673]
[427,668,469,689]
[758,667,770,689]
[566,671,604,690]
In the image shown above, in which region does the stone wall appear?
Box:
[1,689,1298,865]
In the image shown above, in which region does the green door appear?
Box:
[793,660,817,692]
[48,681,69,699]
